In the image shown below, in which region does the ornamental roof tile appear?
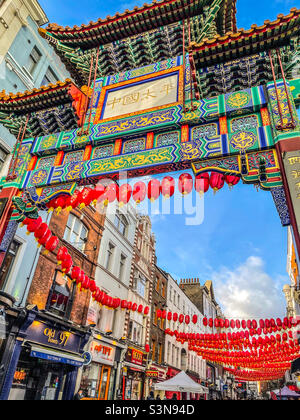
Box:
[191,8,300,51]
[41,0,237,47]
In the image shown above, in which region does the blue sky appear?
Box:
[37,0,298,318]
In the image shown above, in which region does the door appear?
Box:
[98,366,111,400]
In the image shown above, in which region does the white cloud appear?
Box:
[211,256,287,319]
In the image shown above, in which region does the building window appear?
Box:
[105,243,115,272]
[0,146,8,172]
[153,304,157,326]
[27,46,42,75]
[41,67,58,86]
[161,281,166,298]
[152,340,156,361]
[133,274,146,299]
[64,214,88,252]
[155,276,160,293]
[0,240,20,291]
[114,211,128,237]
[158,343,162,364]
[118,254,126,281]
[46,271,74,318]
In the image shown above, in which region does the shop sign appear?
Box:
[125,347,147,367]
[146,370,158,378]
[26,320,81,353]
[90,341,115,366]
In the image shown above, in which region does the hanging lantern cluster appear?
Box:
[23,217,59,255]
[164,326,300,381]
[44,172,241,215]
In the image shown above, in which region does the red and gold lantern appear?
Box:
[178,173,193,195]
[147,179,161,203]
[132,181,146,205]
[161,176,175,199]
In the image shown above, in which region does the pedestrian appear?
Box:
[171,393,178,400]
[156,394,161,400]
[73,389,84,400]
[147,391,155,400]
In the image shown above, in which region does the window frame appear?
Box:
[64,213,88,252]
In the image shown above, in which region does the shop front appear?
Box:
[80,335,117,400]
[122,347,147,400]
[1,309,90,401]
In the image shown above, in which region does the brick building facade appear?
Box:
[27,206,105,325]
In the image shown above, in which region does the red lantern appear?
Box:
[178,173,193,195]
[167,312,173,322]
[71,266,81,283]
[127,302,132,311]
[225,174,240,190]
[203,317,208,326]
[118,184,132,207]
[161,176,175,199]
[78,188,93,209]
[179,314,184,324]
[103,183,119,207]
[192,315,198,324]
[185,315,190,325]
[81,275,91,291]
[38,229,51,247]
[34,223,49,241]
[113,298,121,309]
[53,196,67,214]
[132,303,137,312]
[161,310,167,320]
[147,179,161,203]
[137,304,143,313]
[209,172,225,193]
[89,280,97,293]
[61,254,73,274]
[144,306,150,316]
[27,216,43,235]
[90,184,106,207]
[230,320,236,329]
[57,246,68,265]
[145,344,150,353]
[195,173,210,196]
[65,190,81,212]
[173,313,178,322]
[132,181,146,205]
[121,300,128,310]
[44,235,59,255]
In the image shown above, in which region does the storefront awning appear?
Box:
[30,345,85,367]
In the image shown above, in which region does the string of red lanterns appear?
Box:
[156,309,298,332]
[20,217,150,318]
[44,172,240,214]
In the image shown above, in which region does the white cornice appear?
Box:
[21,0,48,26]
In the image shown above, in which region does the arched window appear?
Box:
[64,214,88,252]
[114,211,128,237]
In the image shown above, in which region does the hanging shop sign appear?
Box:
[146,370,159,378]
[125,347,147,367]
[26,320,82,353]
[89,340,116,366]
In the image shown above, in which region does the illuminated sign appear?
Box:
[146,370,159,378]
[26,320,81,353]
[90,341,115,366]
[125,347,147,366]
